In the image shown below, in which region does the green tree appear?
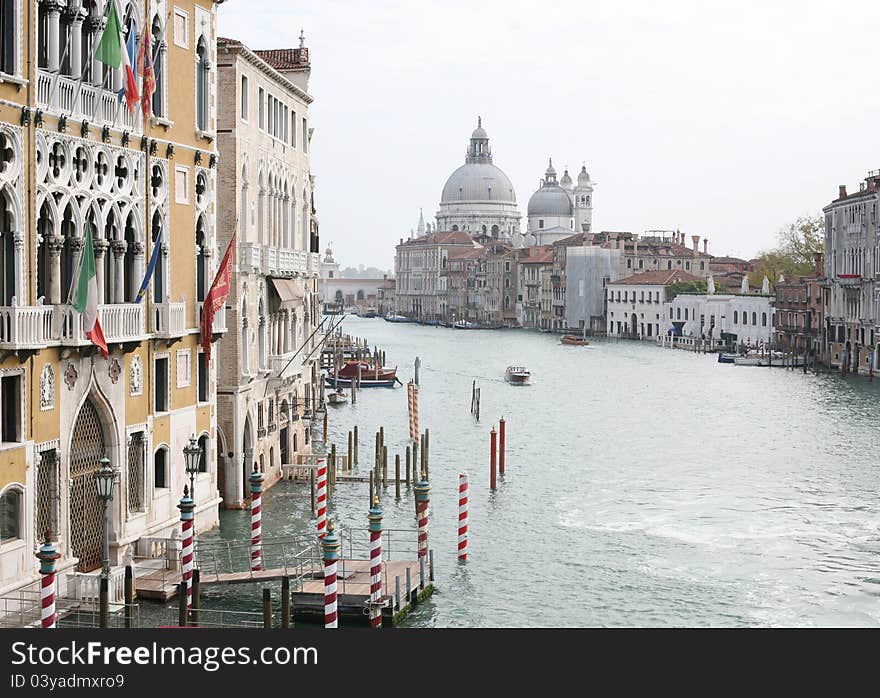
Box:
[748,215,823,290]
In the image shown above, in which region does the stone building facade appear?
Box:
[0,0,226,600]
[215,36,320,508]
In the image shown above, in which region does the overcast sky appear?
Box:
[218,0,880,271]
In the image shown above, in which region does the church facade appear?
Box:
[525,160,593,246]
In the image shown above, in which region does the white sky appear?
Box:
[218,0,880,270]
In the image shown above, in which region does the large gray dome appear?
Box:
[527,185,573,216]
[441,163,517,204]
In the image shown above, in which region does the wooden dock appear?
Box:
[134,558,432,625]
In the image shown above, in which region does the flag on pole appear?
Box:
[137,22,155,120]
[134,228,162,304]
[95,0,139,114]
[200,232,236,364]
[72,226,109,360]
[117,25,139,114]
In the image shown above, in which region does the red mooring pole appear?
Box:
[490,427,497,490]
[499,417,506,476]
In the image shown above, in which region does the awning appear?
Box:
[270,278,305,305]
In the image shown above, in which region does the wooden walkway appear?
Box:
[134,558,431,624]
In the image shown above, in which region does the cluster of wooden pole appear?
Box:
[490,417,506,491]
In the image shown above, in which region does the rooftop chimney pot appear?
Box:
[839,185,847,199]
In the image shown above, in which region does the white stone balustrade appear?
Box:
[56,303,146,345]
[36,70,139,131]
[151,302,187,338]
[66,567,126,604]
[0,305,54,349]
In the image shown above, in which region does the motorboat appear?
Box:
[561,335,589,346]
[336,360,397,382]
[356,308,377,318]
[384,314,414,323]
[717,353,736,364]
[327,391,348,405]
[325,375,399,389]
[505,365,531,384]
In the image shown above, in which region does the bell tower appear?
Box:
[574,164,594,233]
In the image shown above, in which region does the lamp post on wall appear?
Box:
[95,457,115,628]
[183,434,201,504]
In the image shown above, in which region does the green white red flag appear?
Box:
[72,225,109,359]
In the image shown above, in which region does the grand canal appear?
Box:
[146,316,880,627]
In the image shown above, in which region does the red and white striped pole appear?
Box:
[458,473,469,561]
[368,498,384,628]
[316,457,328,538]
[36,536,61,629]
[250,466,263,571]
[178,487,195,609]
[320,520,340,628]
[415,472,431,561]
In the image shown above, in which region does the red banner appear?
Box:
[200,231,236,364]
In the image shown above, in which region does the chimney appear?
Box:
[813,252,824,275]
[703,238,708,254]
[839,185,847,199]
[691,235,700,253]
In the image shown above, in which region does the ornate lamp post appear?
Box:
[95,457,115,628]
[183,434,201,503]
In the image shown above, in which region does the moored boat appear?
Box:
[561,335,589,346]
[325,375,399,389]
[384,314,413,323]
[505,365,531,384]
[717,353,736,364]
[337,360,397,382]
[327,391,348,404]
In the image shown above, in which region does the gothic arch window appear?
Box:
[257,170,265,245]
[151,210,166,302]
[195,171,207,209]
[289,184,296,250]
[60,201,77,302]
[196,36,210,131]
[196,215,208,302]
[151,14,165,118]
[258,298,266,369]
[154,447,167,489]
[123,211,138,302]
[0,484,21,542]
[240,165,248,241]
[69,398,108,572]
[240,298,249,373]
[0,0,15,75]
[36,199,53,301]
[0,187,17,305]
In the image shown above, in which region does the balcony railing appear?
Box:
[197,302,227,335]
[0,305,54,349]
[56,303,146,345]
[151,302,187,339]
[36,70,139,131]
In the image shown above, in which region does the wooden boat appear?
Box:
[337,360,397,382]
[327,391,348,405]
[561,335,589,346]
[505,365,531,384]
[325,375,399,389]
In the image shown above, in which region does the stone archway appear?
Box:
[69,398,108,572]
[630,313,637,336]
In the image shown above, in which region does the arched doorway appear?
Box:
[630,313,637,336]
[69,398,107,572]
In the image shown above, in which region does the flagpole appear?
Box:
[67,1,115,116]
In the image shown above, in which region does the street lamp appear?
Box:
[183,434,201,502]
[95,456,115,628]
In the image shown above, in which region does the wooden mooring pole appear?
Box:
[191,569,201,626]
[405,446,411,487]
[281,576,291,628]
[490,426,497,490]
[382,445,388,488]
[499,417,506,475]
[262,588,272,629]
[348,431,353,471]
[124,565,134,629]
[395,453,401,500]
[354,425,359,465]
[310,468,315,514]
[177,581,188,627]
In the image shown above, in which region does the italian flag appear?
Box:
[73,226,109,359]
[94,0,139,114]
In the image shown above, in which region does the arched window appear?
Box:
[752,312,757,325]
[151,15,165,118]
[733,311,738,324]
[196,36,210,131]
[154,448,167,489]
[37,200,52,301]
[196,215,208,302]
[258,298,266,369]
[123,212,137,302]
[0,189,16,305]
[198,435,208,473]
[257,172,265,245]
[452,225,458,232]
[240,298,249,373]
[0,486,21,542]
[151,210,166,302]
[684,308,688,321]
[240,168,248,240]
[762,312,767,327]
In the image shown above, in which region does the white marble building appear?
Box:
[435,118,521,242]
[607,270,698,338]
[526,160,593,246]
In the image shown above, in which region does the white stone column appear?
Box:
[47,3,62,73]
[89,16,103,86]
[48,235,65,306]
[68,13,84,79]
[130,242,145,300]
[93,239,108,305]
[111,240,126,304]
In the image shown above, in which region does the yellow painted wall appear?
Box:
[0,446,26,489]
[29,351,60,443]
[126,347,150,426]
[152,414,170,449]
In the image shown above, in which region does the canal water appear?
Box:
[144,316,880,627]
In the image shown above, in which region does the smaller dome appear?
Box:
[527,187,573,217]
[471,125,488,140]
[560,169,573,190]
[545,158,557,179]
[578,165,591,184]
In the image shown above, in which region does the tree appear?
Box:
[748,215,823,290]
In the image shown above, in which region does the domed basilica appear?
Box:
[525,159,593,246]
[435,118,522,242]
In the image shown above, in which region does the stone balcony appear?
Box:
[197,302,228,336]
[0,304,55,350]
[56,303,146,345]
[36,69,140,131]
[151,302,187,339]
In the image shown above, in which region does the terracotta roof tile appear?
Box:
[610,270,702,286]
[253,48,310,70]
